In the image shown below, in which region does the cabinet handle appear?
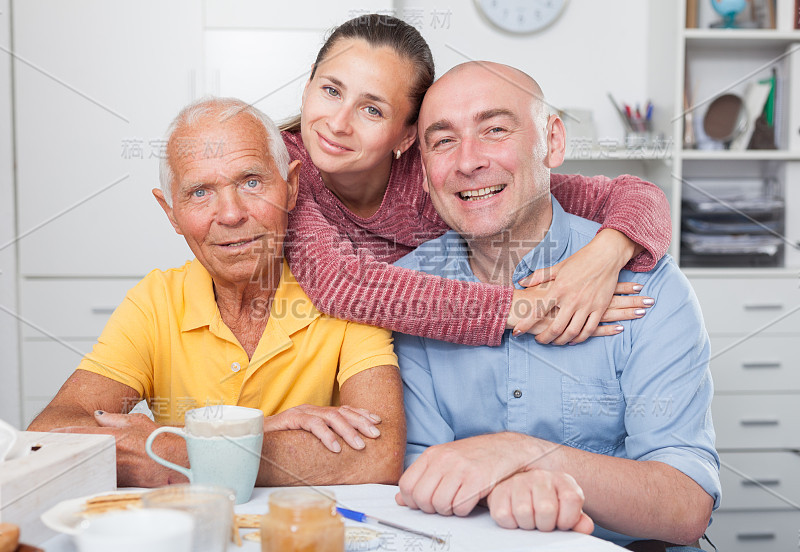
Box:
[741,361,781,369]
[736,532,776,541]
[91,307,115,315]
[741,478,780,487]
[740,419,779,427]
[743,303,784,311]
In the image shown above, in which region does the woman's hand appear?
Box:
[507,229,653,345]
[263,404,383,453]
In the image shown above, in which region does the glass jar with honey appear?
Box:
[260,489,344,552]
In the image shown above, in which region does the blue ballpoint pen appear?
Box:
[336,506,446,545]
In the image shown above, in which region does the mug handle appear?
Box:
[145,427,193,481]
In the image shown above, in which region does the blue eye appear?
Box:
[193,189,206,197]
[245,179,259,188]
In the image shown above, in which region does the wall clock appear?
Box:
[474,0,569,34]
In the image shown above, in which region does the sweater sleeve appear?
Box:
[550,173,672,271]
[286,192,513,347]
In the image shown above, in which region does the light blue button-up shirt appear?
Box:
[394,197,720,546]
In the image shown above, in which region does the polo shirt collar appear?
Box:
[181,259,218,332]
[180,258,321,337]
[269,261,321,337]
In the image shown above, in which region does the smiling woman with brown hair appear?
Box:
[281,13,671,347]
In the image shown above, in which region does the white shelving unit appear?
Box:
[681,5,800,547]
[565,3,800,550]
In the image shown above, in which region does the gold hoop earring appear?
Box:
[395,150,402,160]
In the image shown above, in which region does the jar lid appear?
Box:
[268,489,335,509]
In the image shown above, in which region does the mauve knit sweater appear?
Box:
[283,131,671,347]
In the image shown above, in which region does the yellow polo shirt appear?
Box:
[77,259,398,425]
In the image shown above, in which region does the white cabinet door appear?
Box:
[718,451,800,511]
[712,394,800,449]
[13,0,198,276]
[690,277,800,334]
[706,510,800,552]
[20,278,140,339]
[710,335,800,392]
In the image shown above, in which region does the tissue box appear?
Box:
[0,431,115,544]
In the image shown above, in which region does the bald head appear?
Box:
[441,61,544,102]
[414,60,566,245]
[421,62,549,145]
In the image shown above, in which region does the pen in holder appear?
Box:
[608,93,654,149]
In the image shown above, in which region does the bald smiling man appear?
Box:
[393,62,719,551]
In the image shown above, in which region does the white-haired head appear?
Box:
[159,97,290,206]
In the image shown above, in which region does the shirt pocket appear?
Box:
[561,376,626,454]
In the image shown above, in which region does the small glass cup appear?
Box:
[75,508,194,552]
[625,131,653,150]
[260,489,344,552]
[142,484,235,552]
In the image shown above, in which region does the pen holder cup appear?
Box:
[625,131,653,149]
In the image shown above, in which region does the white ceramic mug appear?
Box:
[75,508,193,552]
[145,405,264,503]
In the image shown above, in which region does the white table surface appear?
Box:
[42,484,624,551]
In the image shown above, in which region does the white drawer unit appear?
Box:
[710,335,800,392]
[20,278,140,339]
[718,451,800,511]
[690,277,800,335]
[712,394,800,449]
[688,274,800,552]
[21,340,94,399]
[705,510,800,552]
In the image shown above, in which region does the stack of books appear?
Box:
[681,178,785,267]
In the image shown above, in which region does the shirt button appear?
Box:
[513,389,522,399]
[231,362,241,373]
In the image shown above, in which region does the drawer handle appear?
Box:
[740,419,779,427]
[737,532,776,541]
[743,303,784,311]
[91,307,116,315]
[741,478,780,487]
[741,362,781,369]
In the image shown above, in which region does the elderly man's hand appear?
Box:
[54,411,188,487]
[486,469,594,533]
[395,433,536,517]
[263,404,383,453]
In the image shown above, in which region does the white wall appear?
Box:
[203,0,393,122]
[0,0,21,427]
[205,0,651,143]
[405,0,650,145]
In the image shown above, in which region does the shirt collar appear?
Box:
[441,195,571,287]
[269,261,321,336]
[513,197,570,285]
[181,259,218,332]
[180,259,321,336]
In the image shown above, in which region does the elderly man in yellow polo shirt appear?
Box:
[28,97,404,488]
